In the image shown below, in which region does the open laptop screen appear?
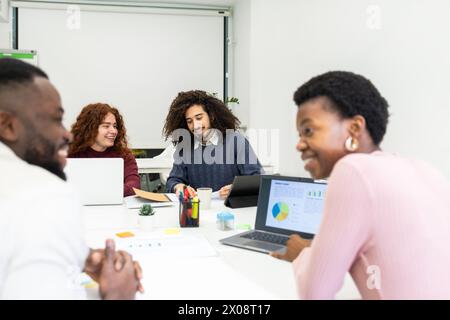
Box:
[255,175,327,239]
[65,158,124,205]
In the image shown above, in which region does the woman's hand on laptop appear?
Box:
[270,234,312,262]
[219,184,232,199]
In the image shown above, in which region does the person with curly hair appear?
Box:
[163,90,262,199]
[271,71,450,299]
[68,103,140,197]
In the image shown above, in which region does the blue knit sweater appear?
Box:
[166,132,262,192]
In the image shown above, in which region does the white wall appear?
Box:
[0,0,11,48]
[0,21,11,48]
[236,0,450,178]
[18,5,224,149]
[230,0,250,127]
[5,0,450,178]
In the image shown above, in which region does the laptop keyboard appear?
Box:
[242,231,289,245]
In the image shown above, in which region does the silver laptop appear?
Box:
[64,158,124,205]
[220,175,327,254]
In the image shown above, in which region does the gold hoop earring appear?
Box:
[345,136,359,152]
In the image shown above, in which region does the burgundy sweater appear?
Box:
[69,147,140,197]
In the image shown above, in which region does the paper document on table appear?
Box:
[116,234,217,258]
[211,191,221,200]
[133,188,171,202]
[124,195,174,209]
[165,193,180,202]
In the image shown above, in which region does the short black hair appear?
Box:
[0,58,48,91]
[293,71,389,146]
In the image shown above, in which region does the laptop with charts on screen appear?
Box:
[220,175,327,254]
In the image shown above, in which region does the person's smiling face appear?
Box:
[185,104,211,138]
[20,77,72,180]
[296,96,351,179]
[92,112,118,152]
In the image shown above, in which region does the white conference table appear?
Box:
[82,198,360,300]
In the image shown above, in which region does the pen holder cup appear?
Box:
[179,198,200,228]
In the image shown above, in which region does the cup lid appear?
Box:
[217,212,234,221]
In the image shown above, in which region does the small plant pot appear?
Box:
[138,215,154,232]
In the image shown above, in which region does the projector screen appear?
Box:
[18,6,224,148]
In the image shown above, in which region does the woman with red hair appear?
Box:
[68,103,140,197]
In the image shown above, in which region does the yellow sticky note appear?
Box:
[116,231,135,238]
[80,273,98,289]
[164,228,180,235]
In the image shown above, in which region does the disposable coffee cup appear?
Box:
[197,187,212,209]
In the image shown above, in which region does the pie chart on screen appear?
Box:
[272,202,289,222]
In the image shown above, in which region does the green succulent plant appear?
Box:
[139,204,155,216]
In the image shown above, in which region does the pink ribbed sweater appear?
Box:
[293,151,450,299]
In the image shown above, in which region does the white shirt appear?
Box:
[0,142,89,299]
[193,129,220,150]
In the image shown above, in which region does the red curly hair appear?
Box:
[68,103,132,156]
